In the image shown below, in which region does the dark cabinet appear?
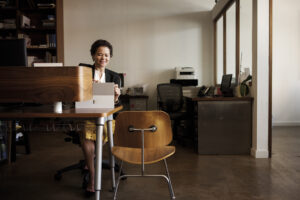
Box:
[186,97,252,154]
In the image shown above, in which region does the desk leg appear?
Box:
[95,117,105,200]
[107,115,116,191]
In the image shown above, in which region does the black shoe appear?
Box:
[85,190,95,198]
[82,170,89,189]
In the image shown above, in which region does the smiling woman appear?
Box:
[81,39,121,196]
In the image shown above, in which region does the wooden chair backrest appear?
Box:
[114,111,173,148]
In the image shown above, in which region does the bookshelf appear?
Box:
[0,0,64,65]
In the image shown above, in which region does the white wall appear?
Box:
[273,0,300,126]
[63,0,214,109]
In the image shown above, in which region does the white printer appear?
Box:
[175,67,195,79]
[171,67,198,86]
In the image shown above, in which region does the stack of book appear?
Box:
[46,34,56,47]
[2,19,16,29]
[45,51,57,62]
[42,19,55,28]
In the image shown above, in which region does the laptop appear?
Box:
[75,82,115,109]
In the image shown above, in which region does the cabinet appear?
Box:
[119,95,148,111]
[186,97,252,155]
[0,0,64,65]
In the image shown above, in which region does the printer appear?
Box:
[171,67,198,86]
[175,67,195,79]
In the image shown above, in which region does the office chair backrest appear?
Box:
[157,83,183,112]
[114,111,172,148]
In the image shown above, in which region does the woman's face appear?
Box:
[93,46,111,69]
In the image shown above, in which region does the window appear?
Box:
[214,0,252,85]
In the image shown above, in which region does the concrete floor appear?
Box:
[0,126,300,200]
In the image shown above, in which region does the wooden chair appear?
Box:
[112,111,176,200]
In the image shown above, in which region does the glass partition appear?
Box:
[216,16,224,84]
[214,0,242,85]
[226,2,236,82]
[240,0,252,80]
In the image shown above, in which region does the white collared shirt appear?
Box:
[94,69,106,83]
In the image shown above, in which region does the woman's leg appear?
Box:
[82,139,95,192]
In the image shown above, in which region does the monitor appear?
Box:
[221,74,232,91]
[220,74,233,97]
[0,39,27,66]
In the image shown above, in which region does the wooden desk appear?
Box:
[186,96,253,155]
[0,104,123,200]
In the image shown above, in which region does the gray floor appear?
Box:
[0,126,300,200]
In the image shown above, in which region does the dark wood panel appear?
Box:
[0,66,92,103]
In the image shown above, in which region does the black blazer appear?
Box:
[78,63,121,106]
[78,63,121,86]
[104,68,121,88]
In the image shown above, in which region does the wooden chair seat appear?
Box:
[112,146,175,165]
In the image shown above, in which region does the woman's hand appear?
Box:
[114,84,121,103]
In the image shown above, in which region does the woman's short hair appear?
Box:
[90,39,113,57]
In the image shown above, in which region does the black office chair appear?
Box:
[54,129,123,189]
[157,83,187,142]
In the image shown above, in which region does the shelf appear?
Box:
[0,7,17,11]
[0,29,17,32]
[0,0,63,63]
[20,8,56,11]
[19,27,56,31]
[27,47,56,51]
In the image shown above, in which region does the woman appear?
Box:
[82,39,121,195]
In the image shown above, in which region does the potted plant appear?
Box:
[240,75,252,96]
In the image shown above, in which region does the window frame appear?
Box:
[214,0,240,86]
